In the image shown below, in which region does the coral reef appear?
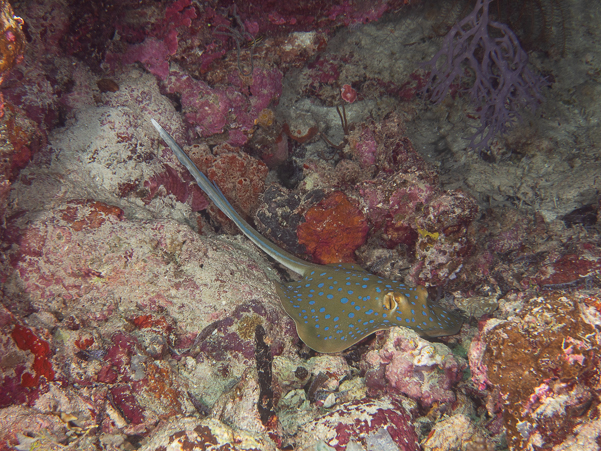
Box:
[1,0,601,449]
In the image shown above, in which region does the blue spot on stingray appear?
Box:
[348,290,354,294]
[305,284,311,287]
[363,277,370,281]
[405,318,410,323]
[366,309,373,314]
[317,283,324,288]
[327,294,333,299]
[370,319,374,323]
[338,287,343,291]
[324,327,329,331]
[310,271,315,275]
[411,309,415,315]
[355,306,361,311]
[340,297,349,304]
[318,292,324,296]
[307,294,313,298]
[329,286,334,290]
[422,311,427,316]
[346,282,351,285]
[362,285,367,288]
[325,314,330,319]
[328,276,333,280]
[320,272,327,276]
[315,324,319,328]
[375,287,381,293]
[415,295,419,300]
[333,316,339,322]
[309,301,315,305]
[385,285,392,288]
[319,307,325,313]
[348,313,355,318]
[311,309,315,313]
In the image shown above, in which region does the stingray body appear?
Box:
[152,119,462,353]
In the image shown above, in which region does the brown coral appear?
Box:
[480,294,599,449]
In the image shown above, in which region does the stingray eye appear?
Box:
[383,292,397,310]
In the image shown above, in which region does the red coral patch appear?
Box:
[10,324,54,387]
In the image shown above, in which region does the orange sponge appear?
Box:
[297,191,368,264]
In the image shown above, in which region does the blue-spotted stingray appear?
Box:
[151,119,462,353]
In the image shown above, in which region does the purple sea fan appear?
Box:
[424,0,547,152]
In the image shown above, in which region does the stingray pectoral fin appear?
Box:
[275,280,361,353]
[276,282,327,352]
[420,306,463,337]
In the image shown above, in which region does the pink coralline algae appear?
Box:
[115,0,197,80]
[302,397,420,451]
[412,191,479,285]
[347,124,377,168]
[468,293,600,449]
[164,66,282,145]
[143,164,209,212]
[362,327,466,408]
[351,115,479,286]
[122,36,178,80]
[520,244,601,288]
[359,172,436,248]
